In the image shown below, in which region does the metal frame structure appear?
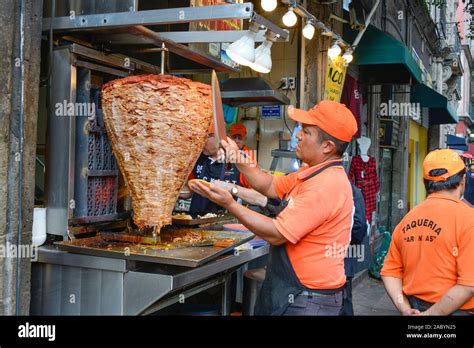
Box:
[31,244,269,315]
[281,0,381,51]
[39,2,280,316]
[46,44,159,237]
[42,2,289,72]
[42,3,255,31]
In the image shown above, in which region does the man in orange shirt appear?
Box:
[229,123,253,157]
[190,100,358,315]
[228,123,256,189]
[381,149,474,315]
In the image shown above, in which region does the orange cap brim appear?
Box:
[287,106,315,125]
[230,131,246,137]
[423,161,465,182]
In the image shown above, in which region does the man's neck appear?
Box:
[203,151,218,160]
[431,189,461,201]
[307,155,341,167]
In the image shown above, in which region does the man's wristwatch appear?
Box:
[231,185,239,197]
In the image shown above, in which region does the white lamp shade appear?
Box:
[342,51,353,63]
[282,8,297,27]
[328,42,341,60]
[261,0,277,12]
[302,23,315,40]
[249,40,273,73]
[225,30,258,66]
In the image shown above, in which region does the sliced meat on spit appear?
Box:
[102,75,212,230]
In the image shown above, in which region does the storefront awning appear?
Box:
[354,26,422,84]
[447,135,468,151]
[411,84,459,125]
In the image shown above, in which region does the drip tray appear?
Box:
[55,229,255,267]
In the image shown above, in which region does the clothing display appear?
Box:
[349,155,379,223]
[341,75,362,139]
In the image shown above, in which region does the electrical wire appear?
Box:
[283,89,294,135]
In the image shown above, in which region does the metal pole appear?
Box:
[161,43,166,75]
[351,0,381,48]
[16,0,26,315]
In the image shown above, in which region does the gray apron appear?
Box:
[254,161,343,315]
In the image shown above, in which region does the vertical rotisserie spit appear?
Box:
[101,75,212,231]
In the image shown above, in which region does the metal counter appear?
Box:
[30,244,269,315]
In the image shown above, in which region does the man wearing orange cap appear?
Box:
[189,100,358,315]
[229,123,255,159]
[228,123,256,189]
[381,149,474,315]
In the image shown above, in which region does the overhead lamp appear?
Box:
[249,40,273,73]
[342,48,353,64]
[249,31,279,74]
[282,7,298,27]
[328,41,342,60]
[302,19,316,40]
[261,0,278,12]
[225,22,260,66]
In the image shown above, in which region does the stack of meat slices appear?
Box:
[101,74,212,230]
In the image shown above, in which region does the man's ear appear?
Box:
[322,140,336,155]
[459,174,466,197]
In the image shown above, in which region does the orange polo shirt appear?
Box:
[273,159,354,289]
[381,192,474,310]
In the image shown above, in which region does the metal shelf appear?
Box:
[43,3,255,31]
[42,3,288,73]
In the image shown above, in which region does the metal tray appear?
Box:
[55,230,254,268]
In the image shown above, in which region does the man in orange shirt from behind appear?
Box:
[381,149,474,315]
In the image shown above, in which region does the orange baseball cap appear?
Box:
[423,149,466,182]
[287,100,357,142]
[229,123,247,137]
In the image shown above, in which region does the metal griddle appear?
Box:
[171,213,234,226]
[55,230,254,267]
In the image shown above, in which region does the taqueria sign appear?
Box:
[324,56,347,102]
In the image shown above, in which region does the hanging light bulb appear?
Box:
[328,41,341,60]
[261,0,277,12]
[302,20,315,40]
[282,7,297,27]
[225,23,260,66]
[342,49,353,64]
[249,38,274,73]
